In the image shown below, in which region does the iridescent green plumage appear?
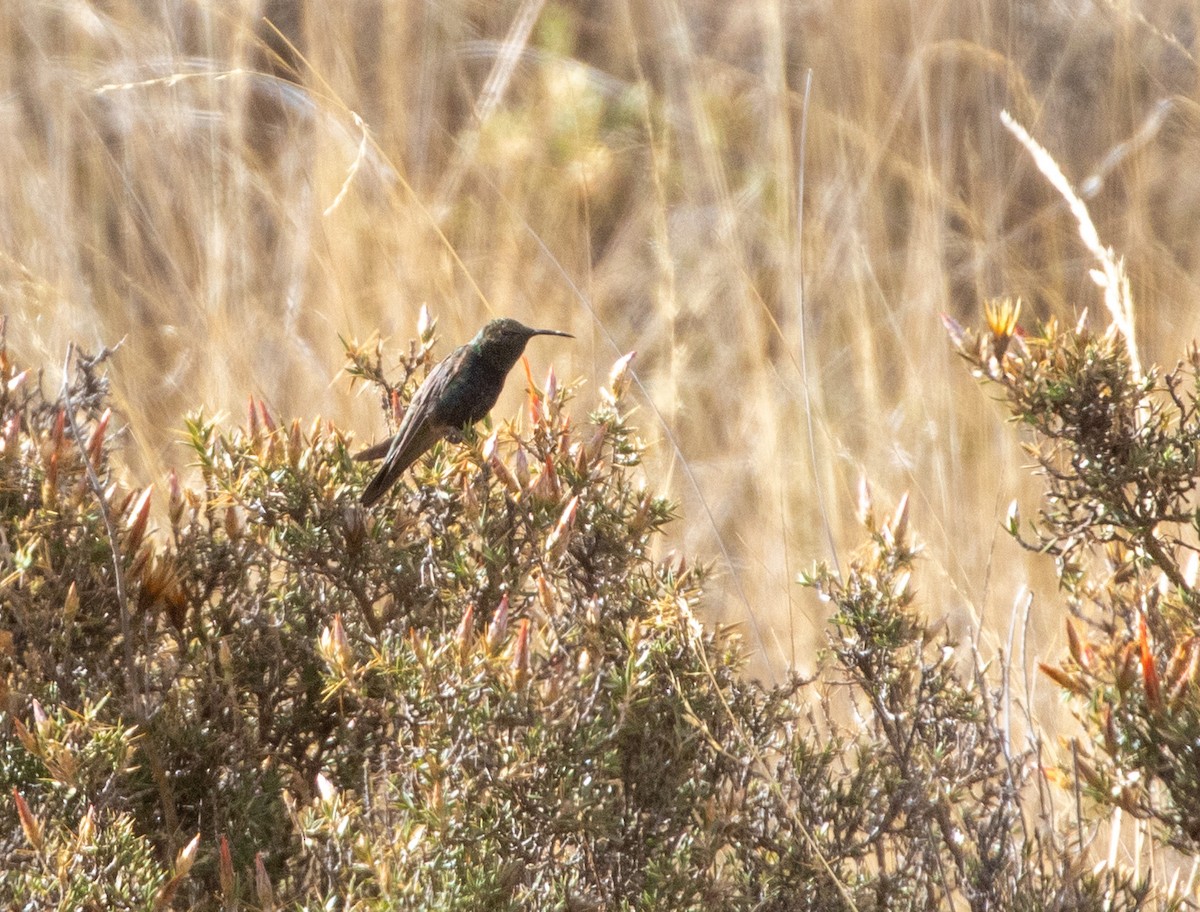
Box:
[358,318,572,506]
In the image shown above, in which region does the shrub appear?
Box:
[955,299,1200,859]
[0,316,1157,909]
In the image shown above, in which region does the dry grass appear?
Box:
[5,0,1200,862]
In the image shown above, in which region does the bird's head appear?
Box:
[473,318,572,368]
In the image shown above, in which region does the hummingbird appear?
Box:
[357,318,573,506]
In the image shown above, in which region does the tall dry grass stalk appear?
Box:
[4,2,1200,744]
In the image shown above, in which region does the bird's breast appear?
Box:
[434,356,507,428]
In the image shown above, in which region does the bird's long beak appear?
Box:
[531,328,573,338]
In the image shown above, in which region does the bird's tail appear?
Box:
[359,424,444,506]
[354,439,393,462]
[360,471,396,508]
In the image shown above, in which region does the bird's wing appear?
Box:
[359,358,456,506]
[356,358,453,462]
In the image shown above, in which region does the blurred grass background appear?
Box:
[3,0,1200,687]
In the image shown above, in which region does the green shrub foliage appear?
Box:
[957,303,1200,859]
[0,322,1153,909]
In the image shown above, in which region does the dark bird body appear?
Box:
[358,318,572,506]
